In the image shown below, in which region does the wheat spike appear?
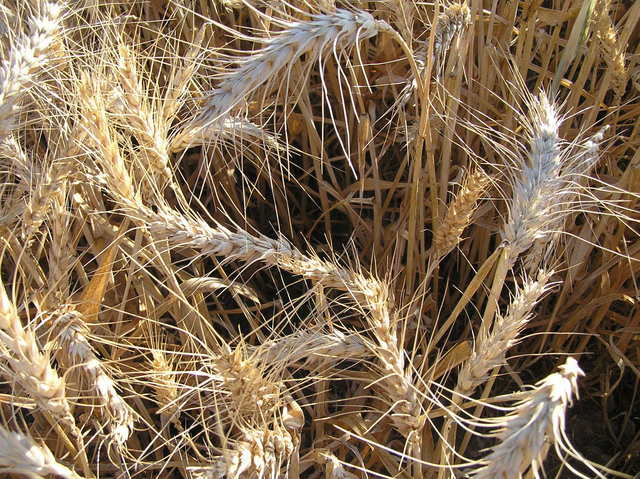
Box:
[171,8,386,149]
[433,169,489,258]
[456,270,552,396]
[0,280,75,429]
[0,425,84,479]
[53,307,136,448]
[434,2,472,55]
[471,357,587,479]
[0,2,63,142]
[115,43,173,191]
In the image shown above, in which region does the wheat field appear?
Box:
[0,0,638,478]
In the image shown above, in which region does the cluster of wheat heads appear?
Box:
[0,0,638,478]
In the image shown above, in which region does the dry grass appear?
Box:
[0,0,638,478]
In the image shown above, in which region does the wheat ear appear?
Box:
[170,8,386,149]
[52,307,135,448]
[456,270,552,396]
[162,27,207,125]
[96,139,417,439]
[0,1,63,142]
[211,426,297,479]
[129,205,421,435]
[115,43,173,191]
[0,280,75,429]
[501,94,564,264]
[254,328,369,371]
[21,161,68,240]
[78,73,137,201]
[477,94,565,347]
[150,349,179,421]
[434,2,472,57]
[180,276,259,303]
[168,117,281,154]
[433,169,489,259]
[471,357,586,479]
[595,0,627,100]
[398,2,471,107]
[0,425,84,479]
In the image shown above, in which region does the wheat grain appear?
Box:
[223,427,296,479]
[188,427,295,479]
